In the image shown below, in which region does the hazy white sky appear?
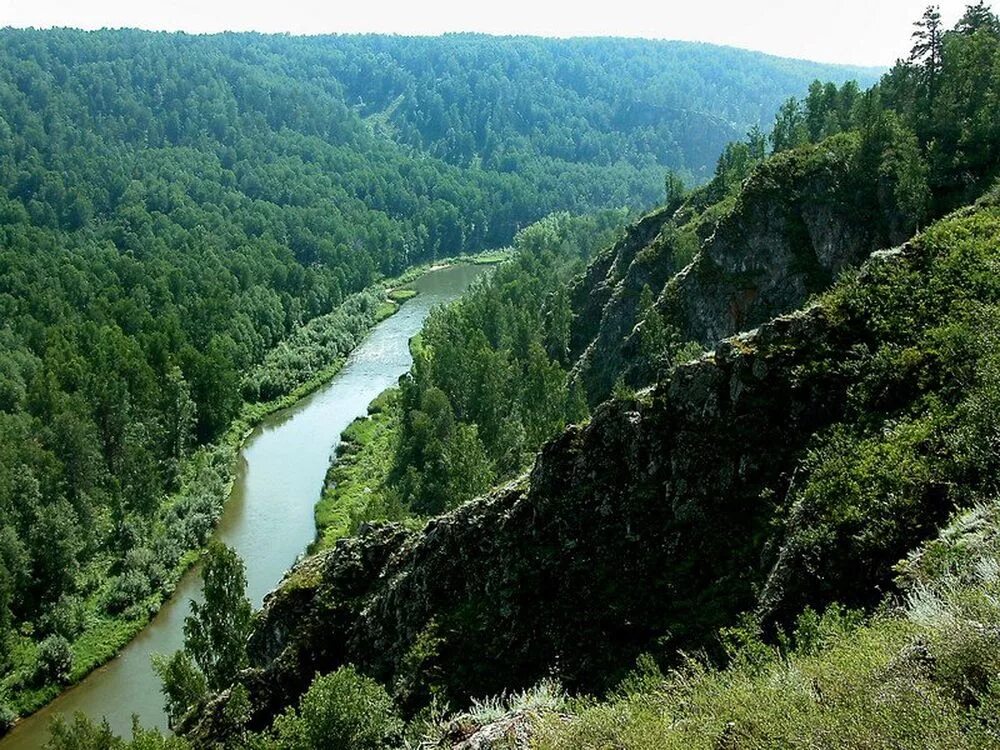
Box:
[0,0,980,66]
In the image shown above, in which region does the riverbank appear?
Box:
[0,253,505,735]
[310,248,530,553]
[312,388,405,552]
[1,292,403,727]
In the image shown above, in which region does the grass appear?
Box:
[529,607,996,749]
[466,249,513,264]
[313,388,404,552]
[388,288,418,303]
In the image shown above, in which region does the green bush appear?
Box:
[43,594,88,641]
[0,701,15,733]
[43,714,189,749]
[151,651,208,728]
[35,634,73,685]
[264,667,403,750]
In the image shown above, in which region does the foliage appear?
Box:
[151,651,207,730]
[462,679,566,729]
[313,212,623,548]
[13,5,1000,741]
[44,715,189,750]
[232,158,1000,741]
[0,700,14,733]
[34,635,73,685]
[182,542,251,691]
[252,667,402,750]
[171,6,1000,745]
[580,2,1000,403]
[312,391,409,551]
[760,193,1000,616]
[289,34,876,181]
[663,170,687,210]
[155,542,250,726]
[390,212,622,515]
[767,2,1000,216]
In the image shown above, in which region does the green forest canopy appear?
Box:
[0,29,874,711]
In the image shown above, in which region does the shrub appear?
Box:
[44,594,87,640]
[36,634,73,684]
[0,701,15,734]
[267,666,403,750]
[43,714,190,749]
[103,569,153,615]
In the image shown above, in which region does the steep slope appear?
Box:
[534,496,1000,749]
[570,9,1000,405]
[5,26,860,710]
[571,133,913,402]
[566,203,678,363]
[184,187,1000,743]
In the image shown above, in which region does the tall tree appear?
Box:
[664,170,687,211]
[154,543,251,726]
[771,98,809,152]
[910,5,945,85]
[183,542,252,692]
[956,1,1000,34]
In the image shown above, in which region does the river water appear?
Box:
[1,264,485,749]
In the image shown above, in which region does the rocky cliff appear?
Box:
[182,188,1000,744]
[572,134,911,402]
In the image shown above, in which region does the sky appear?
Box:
[0,0,979,66]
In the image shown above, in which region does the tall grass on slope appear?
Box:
[529,497,1000,750]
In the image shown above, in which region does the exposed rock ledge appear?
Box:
[184,287,888,744]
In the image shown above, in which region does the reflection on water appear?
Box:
[1,264,486,749]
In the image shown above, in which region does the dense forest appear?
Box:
[309,210,625,553]
[389,211,621,514]
[270,34,879,178]
[74,4,1000,750]
[0,27,875,722]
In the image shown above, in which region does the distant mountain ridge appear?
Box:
[0,28,881,182]
[305,33,882,173]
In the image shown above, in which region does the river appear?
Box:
[1,263,486,749]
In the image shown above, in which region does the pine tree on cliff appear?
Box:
[910,5,944,86]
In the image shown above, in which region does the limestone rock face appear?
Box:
[665,164,871,346]
[572,140,906,403]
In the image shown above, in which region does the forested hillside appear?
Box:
[273,34,879,178]
[0,27,876,724]
[134,5,1000,750]
[310,211,623,553]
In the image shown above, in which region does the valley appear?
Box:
[2,5,1000,750]
[1,264,486,748]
